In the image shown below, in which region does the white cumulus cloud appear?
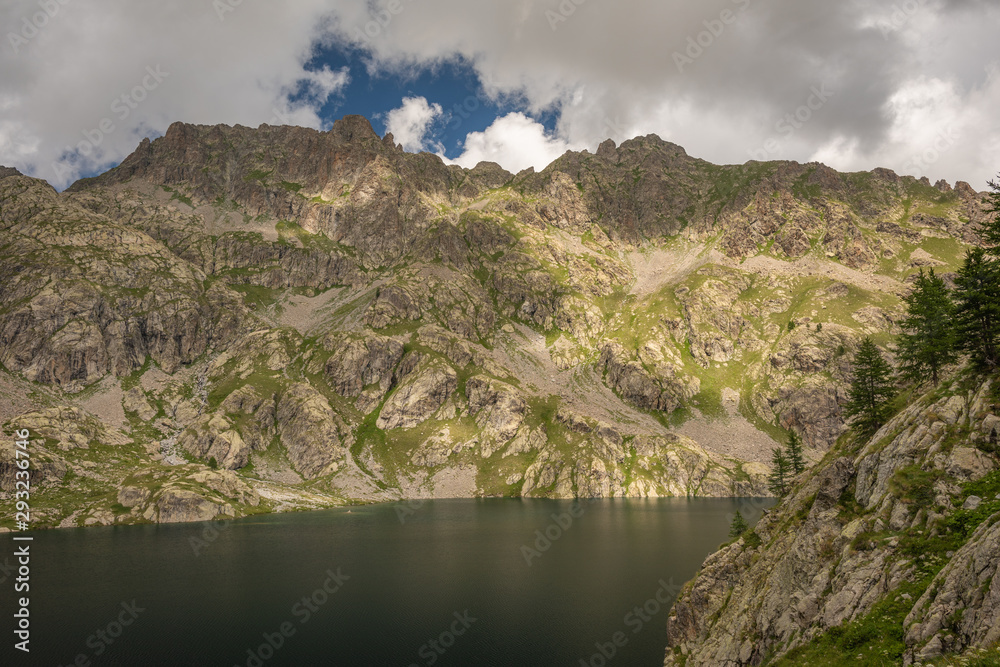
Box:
[384,96,443,152]
[444,112,574,173]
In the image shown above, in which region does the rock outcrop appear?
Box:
[0,116,991,530]
[664,379,1000,666]
[377,363,457,430]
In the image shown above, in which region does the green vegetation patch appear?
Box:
[245,169,273,182]
[769,578,923,666]
[889,463,945,506]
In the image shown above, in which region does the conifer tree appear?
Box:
[786,429,805,475]
[896,268,956,385]
[954,248,1000,369]
[729,511,750,539]
[768,448,791,496]
[844,337,895,439]
[976,176,1000,249]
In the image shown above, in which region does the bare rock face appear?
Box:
[465,376,527,442]
[599,342,696,412]
[275,383,350,478]
[376,364,457,430]
[123,387,158,422]
[323,334,405,399]
[761,326,858,449]
[945,446,996,481]
[774,383,847,449]
[189,469,260,506]
[775,224,811,257]
[410,426,479,467]
[144,488,230,524]
[218,386,277,451]
[0,173,243,390]
[116,467,259,526]
[8,406,129,450]
[116,486,151,508]
[666,458,866,666]
[178,413,252,470]
[365,285,423,329]
[69,118,474,270]
[0,439,67,492]
[515,423,768,499]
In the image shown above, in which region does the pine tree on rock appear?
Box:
[954,248,1000,369]
[977,175,1000,249]
[844,337,895,439]
[729,511,749,539]
[896,268,957,385]
[786,429,805,475]
[768,447,791,497]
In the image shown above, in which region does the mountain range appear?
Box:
[0,115,990,530]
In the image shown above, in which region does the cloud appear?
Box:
[444,112,573,173]
[384,96,443,152]
[2,0,999,190]
[0,0,345,188]
[329,0,1000,187]
[297,64,352,107]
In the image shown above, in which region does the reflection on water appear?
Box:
[0,497,772,666]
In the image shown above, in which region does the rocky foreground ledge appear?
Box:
[664,376,1000,666]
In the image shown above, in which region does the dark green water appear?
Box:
[0,498,771,666]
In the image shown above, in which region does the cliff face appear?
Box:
[664,378,1000,666]
[0,116,992,529]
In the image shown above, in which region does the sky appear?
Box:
[1,0,999,190]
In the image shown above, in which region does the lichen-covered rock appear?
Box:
[904,515,1000,660]
[598,341,697,412]
[178,413,252,470]
[323,334,404,399]
[663,379,1000,667]
[275,383,350,478]
[465,376,527,442]
[143,488,230,524]
[376,364,457,430]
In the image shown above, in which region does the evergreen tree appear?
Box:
[896,268,957,385]
[786,429,805,475]
[729,511,750,539]
[768,447,791,496]
[976,176,1000,250]
[954,248,1000,369]
[844,337,895,438]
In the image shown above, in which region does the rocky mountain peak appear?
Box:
[0,165,24,180]
[328,113,379,143]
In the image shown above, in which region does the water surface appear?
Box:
[0,498,771,666]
